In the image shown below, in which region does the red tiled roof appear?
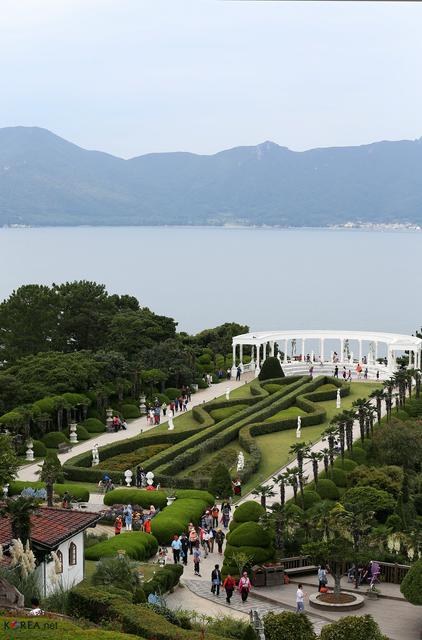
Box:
[0,507,101,549]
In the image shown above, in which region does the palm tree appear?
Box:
[352,398,371,444]
[306,451,323,486]
[289,442,311,503]
[0,497,38,545]
[415,369,421,399]
[309,500,334,541]
[369,389,385,424]
[322,426,337,475]
[332,412,347,462]
[272,471,290,508]
[321,448,330,477]
[383,378,394,421]
[286,467,300,505]
[341,409,357,452]
[252,484,275,510]
[38,453,62,507]
[392,370,407,407]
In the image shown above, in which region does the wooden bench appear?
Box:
[58,442,72,454]
[285,565,317,576]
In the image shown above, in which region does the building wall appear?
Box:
[36,531,85,596]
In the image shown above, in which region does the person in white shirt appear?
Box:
[28,597,43,616]
[296,584,306,612]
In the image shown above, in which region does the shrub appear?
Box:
[297,490,321,510]
[263,611,316,640]
[401,558,422,605]
[8,481,89,502]
[315,478,340,501]
[258,357,285,381]
[32,440,47,457]
[341,486,396,521]
[333,457,358,472]
[320,614,386,640]
[345,446,367,465]
[233,501,265,523]
[263,383,282,395]
[142,564,183,597]
[208,463,233,498]
[164,387,181,400]
[67,583,127,622]
[414,494,422,516]
[92,555,138,593]
[224,544,274,567]
[121,404,140,419]
[209,405,248,422]
[227,522,271,548]
[82,418,106,433]
[151,497,209,544]
[41,431,70,448]
[97,444,170,472]
[76,425,90,440]
[1,616,137,640]
[403,397,422,418]
[85,531,158,561]
[327,468,348,487]
[104,489,168,510]
[348,465,403,497]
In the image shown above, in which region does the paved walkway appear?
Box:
[17,373,254,482]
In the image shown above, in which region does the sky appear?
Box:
[0,0,421,158]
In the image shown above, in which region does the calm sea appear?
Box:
[0,226,421,336]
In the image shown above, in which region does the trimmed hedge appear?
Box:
[142,563,183,597]
[103,488,214,511]
[258,357,285,381]
[9,481,89,502]
[227,522,271,548]
[334,457,358,472]
[121,404,141,419]
[315,478,340,501]
[320,614,386,640]
[345,446,367,465]
[297,490,321,510]
[42,431,70,448]
[82,418,106,433]
[1,616,141,640]
[223,543,274,567]
[33,439,47,457]
[164,387,181,399]
[151,497,210,544]
[85,532,158,561]
[264,611,315,640]
[400,558,422,605]
[324,467,348,487]
[233,500,265,523]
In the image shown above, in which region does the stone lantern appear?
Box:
[139,394,147,416]
[69,422,78,444]
[106,408,113,432]
[26,439,34,462]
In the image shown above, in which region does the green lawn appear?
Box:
[85,559,157,584]
[240,381,381,495]
[230,384,254,399]
[264,406,307,422]
[209,404,248,422]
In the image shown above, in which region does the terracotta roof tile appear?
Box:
[0,507,100,549]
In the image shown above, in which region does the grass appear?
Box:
[209,404,248,422]
[229,383,254,399]
[240,380,381,495]
[85,559,157,584]
[264,406,307,422]
[177,443,250,478]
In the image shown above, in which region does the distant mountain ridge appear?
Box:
[0,126,421,227]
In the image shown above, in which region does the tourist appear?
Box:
[227,367,231,380]
[154,407,160,425]
[62,490,71,509]
[193,542,201,576]
[212,504,220,528]
[189,524,198,553]
[317,565,328,592]
[215,528,225,554]
[296,583,306,612]
[347,370,352,382]
[144,518,152,534]
[149,408,155,424]
[232,478,242,497]
[183,398,188,411]
[171,534,181,564]
[342,367,347,381]
[236,366,241,381]
[113,415,120,432]
[28,597,43,616]
[204,510,213,530]
[309,365,314,379]
[211,564,222,596]
[208,528,215,553]
[136,465,143,488]
[334,366,339,378]
[221,503,231,528]
[124,504,133,531]
[186,387,191,401]
[174,398,179,412]
[158,547,168,566]
[223,574,236,604]
[376,370,380,380]
[200,527,209,557]
[238,571,251,602]
[114,515,122,535]
[180,533,189,565]
[356,363,362,379]
[364,367,368,380]
[121,418,128,430]
[162,402,167,416]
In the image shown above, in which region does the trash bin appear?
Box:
[252,565,266,587]
[265,564,284,586]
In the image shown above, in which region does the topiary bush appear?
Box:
[233,500,265,523]
[341,486,395,522]
[227,522,271,548]
[334,457,358,472]
[85,532,158,561]
[297,490,321,510]
[41,431,70,448]
[76,425,90,440]
[315,478,340,501]
[8,481,89,501]
[121,404,140,419]
[258,357,285,381]
[82,418,106,433]
[164,387,181,400]
[103,489,168,510]
[263,611,316,640]
[345,446,367,465]
[319,614,386,640]
[400,558,422,605]
[208,462,233,498]
[32,440,47,457]
[327,467,348,487]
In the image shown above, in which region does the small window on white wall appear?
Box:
[56,550,63,573]
[69,542,77,566]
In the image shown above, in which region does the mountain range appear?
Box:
[0,126,421,227]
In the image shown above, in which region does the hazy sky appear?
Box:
[1,0,421,158]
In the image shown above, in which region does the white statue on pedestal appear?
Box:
[124,469,133,486]
[336,388,341,409]
[26,440,34,462]
[92,443,99,466]
[167,409,174,430]
[237,451,245,472]
[226,387,231,401]
[296,416,301,439]
[146,472,154,486]
[69,423,78,444]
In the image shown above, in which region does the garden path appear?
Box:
[16,372,254,482]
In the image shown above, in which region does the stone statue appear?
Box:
[296,416,301,439]
[236,451,245,472]
[226,387,231,401]
[336,388,341,409]
[167,409,174,430]
[146,471,154,486]
[92,443,99,466]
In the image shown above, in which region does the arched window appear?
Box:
[68,542,77,566]
[56,550,63,573]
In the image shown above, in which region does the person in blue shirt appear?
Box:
[171,534,181,563]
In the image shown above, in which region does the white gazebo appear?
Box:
[231,330,422,380]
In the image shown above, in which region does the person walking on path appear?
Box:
[188,525,198,554]
[215,529,225,554]
[238,571,251,603]
[124,504,133,531]
[193,542,201,576]
[180,533,189,566]
[236,366,241,382]
[296,584,307,612]
[211,564,222,596]
[212,505,219,528]
[223,574,236,604]
[317,565,327,592]
[171,535,181,564]
[114,515,122,535]
[161,402,167,416]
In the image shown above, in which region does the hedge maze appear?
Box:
[64,375,349,490]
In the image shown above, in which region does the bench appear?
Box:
[285,565,317,576]
[58,442,72,454]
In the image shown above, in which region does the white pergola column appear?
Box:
[375,342,378,363]
[262,342,267,363]
[256,343,261,376]
[239,344,243,368]
[340,339,344,363]
[284,339,288,364]
[270,341,275,357]
[231,343,237,376]
[301,338,305,362]
[320,338,325,362]
[359,340,363,362]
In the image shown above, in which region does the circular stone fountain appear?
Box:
[309,592,365,611]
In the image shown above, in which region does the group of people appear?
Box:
[145,388,192,426]
[114,503,157,535]
[112,415,128,432]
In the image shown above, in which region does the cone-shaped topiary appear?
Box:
[258,357,285,381]
[401,558,422,605]
[227,522,271,548]
[208,462,233,498]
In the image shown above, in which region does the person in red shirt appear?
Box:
[223,574,237,604]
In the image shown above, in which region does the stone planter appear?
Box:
[309,592,365,612]
[166,496,176,506]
